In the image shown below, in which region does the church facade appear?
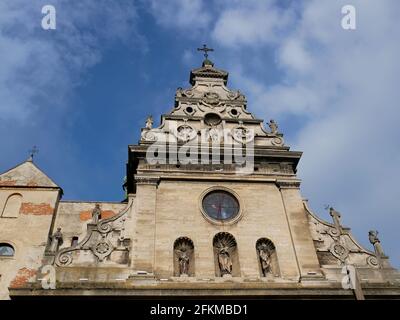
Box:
[0,56,399,299]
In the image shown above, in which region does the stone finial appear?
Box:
[369,230,385,257]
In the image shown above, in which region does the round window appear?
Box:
[204,113,221,126]
[202,191,239,221]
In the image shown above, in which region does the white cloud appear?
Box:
[0,0,139,122]
[147,0,211,32]
[211,0,295,47]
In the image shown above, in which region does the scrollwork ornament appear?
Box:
[271,137,284,146]
[98,220,113,234]
[328,228,341,238]
[56,252,73,266]
[367,255,379,268]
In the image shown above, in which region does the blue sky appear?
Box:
[1,0,399,267]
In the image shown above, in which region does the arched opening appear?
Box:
[256,238,280,277]
[0,243,15,257]
[1,194,22,218]
[173,237,195,277]
[213,232,240,277]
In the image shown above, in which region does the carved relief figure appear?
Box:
[218,247,232,275]
[49,227,63,253]
[92,204,102,224]
[177,125,196,142]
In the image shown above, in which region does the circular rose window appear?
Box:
[202,191,240,221]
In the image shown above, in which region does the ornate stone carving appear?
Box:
[367,255,379,268]
[232,126,254,144]
[141,129,158,142]
[55,201,132,266]
[176,125,197,142]
[92,236,113,262]
[227,90,245,101]
[329,242,349,262]
[208,128,222,143]
[271,137,284,146]
[176,88,194,98]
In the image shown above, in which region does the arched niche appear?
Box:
[1,193,22,218]
[173,237,195,277]
[256,238,280,277]
[213,232,240,277]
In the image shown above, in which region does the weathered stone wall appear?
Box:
[148,180,301,280]
[54,201,126,250]
[0,187,60,299]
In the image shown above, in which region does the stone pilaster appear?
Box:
[130,175,159,274]
[277,180,324,280]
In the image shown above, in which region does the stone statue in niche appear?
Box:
[145,115,153,130]
[268,119,278,135]
[49,227,63,253]
[258,243,272,276]
[176,248,190,276]
[92,204,102,224]
[218,247,232,276]
[369,230,385,257]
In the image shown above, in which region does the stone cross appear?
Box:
[28,145,39,161]
[329,207,343,234]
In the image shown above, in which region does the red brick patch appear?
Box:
[20,203,54,215]
[9,268,37,288]
[79,210,116,221]
[0,180,17,186]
